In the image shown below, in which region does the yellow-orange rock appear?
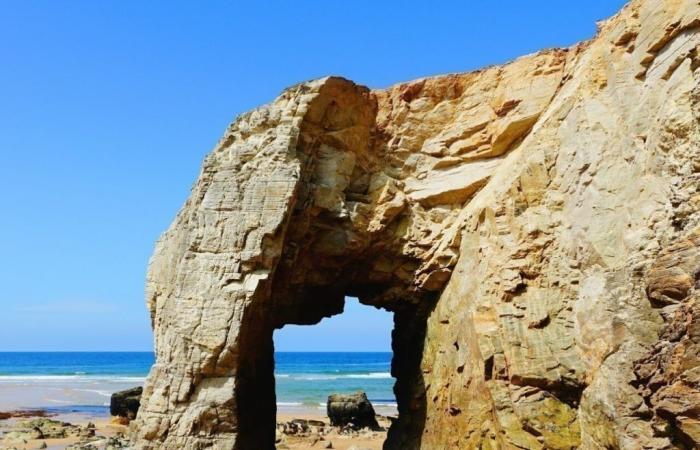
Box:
[131,0,700,448]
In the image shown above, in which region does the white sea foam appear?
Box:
[0,375,81,381]
[348,372,392,379]
[277,372,393,381]
[76,388,112,397]
[304,401,398,410]
[45,398,73,404]
[0,375,146,383]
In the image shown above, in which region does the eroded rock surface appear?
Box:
[110,387,143,421]
[634,230,700,447]
[327,392,379,429]
[132,0,700,448]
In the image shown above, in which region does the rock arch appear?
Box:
[132,1,700,448]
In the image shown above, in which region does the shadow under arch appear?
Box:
[265,294,435,450]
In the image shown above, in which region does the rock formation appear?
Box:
[327,392,379,429]
[110,387,143,421]
[131,0,700,448]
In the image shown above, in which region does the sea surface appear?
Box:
[0,352,396,416]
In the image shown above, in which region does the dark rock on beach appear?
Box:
[0,410,53,420]
[326,391,379,429]
[110,386,143,420]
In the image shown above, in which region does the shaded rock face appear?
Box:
[327,392,379,429]
[634,230,700,447]
[131,0,700,448]
[110,386,143,420]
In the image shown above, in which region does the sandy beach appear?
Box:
[0,378,390,449]
[0,355,396,449]
[0,410,388,450]
[0,414,127,450]
[0,376,127,448]
[276,412,389,450]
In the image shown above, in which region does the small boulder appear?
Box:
[105,436,131,449]
[110,387,143,420]
[78,425,96,438]
[326,391,379,429]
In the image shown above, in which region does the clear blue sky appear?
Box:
[0,1,627,351]
[275,299,393,352]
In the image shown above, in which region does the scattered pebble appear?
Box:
[0,415,131,450]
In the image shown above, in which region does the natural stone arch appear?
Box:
[131,76,465,449]
[131,54,574,450]
[131,2,700,447]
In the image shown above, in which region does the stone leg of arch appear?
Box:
[130,81,317,450]
[131,76,377,450]
[384,302,434,450]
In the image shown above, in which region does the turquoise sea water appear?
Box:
[275,352,395,409]
[0,352,396,414]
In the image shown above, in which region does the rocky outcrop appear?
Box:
[0,418,128,450]
[131,0,700,448]
[110,387,143,421]
[327,392,379,429]
[634,230,700,447]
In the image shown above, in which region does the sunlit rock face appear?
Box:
[131,0,700,448]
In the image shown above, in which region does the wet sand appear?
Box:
[0,381,391,449]
[1,411,388,450]
[277,412,389,450]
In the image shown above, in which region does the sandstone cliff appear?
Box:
[132,0,700,448]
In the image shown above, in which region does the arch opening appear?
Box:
[268,296,432,450]
[274,297,396,425]
[133,78,447,450]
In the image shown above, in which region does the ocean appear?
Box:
[0,352,396,416]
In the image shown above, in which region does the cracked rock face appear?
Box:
[131,0,700,448]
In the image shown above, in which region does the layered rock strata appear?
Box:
[132,0,700,448]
